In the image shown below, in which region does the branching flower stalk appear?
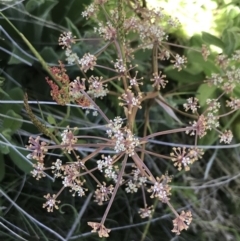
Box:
[88,154,128,238]
[24,0,240,238]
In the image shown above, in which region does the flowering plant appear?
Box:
[24,0,240,238]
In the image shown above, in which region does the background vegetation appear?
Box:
[0,0,240,240]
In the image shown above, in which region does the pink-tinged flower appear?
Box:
[58,32,76,49]
[127,71,143,88]
[148,175,171,202]
[31,162,46,180]
[94,21,117,40]
[43,194,61,212]
[139,205,153,218]
[88,222,111,238]
[201,44,210,61]
[61,126,78,153]
[151,71,168,90]
[186,115,207,138]
[170,147,203,171]
[171,54,187,71]
[94,182,114,205]
[119,89,142,114]
[46,62,70,105]
[26,136,47,162]
[172,210,192,235]
[79,53,97,72]
[226,98,240,110]
[114,59,126,73]
[88,76,109,98]
[219,130,233,144]
[69,77,86,99]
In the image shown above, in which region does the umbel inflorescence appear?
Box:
[25,0,240,238]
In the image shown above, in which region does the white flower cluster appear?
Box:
[107,117,140,156]
[205,99,220,130]
[114,59,126,73]
[152,182,167,200]
[97,155,112,172]
[125,168,147,193]
[78,53,97,72]
[88,76,109,98]
[81,3,96,19]
[97,155,117,182]
[51,159,62,178]
[65,49,79,65]
[183,97,199,113]
[94,21,117,40]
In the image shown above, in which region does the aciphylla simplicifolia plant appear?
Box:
[24,0,240,238]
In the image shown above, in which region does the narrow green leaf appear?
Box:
[0,87,23,114]
[2,109,23,134]
[0,12,60,85]
[28,0,58,41]
[8,141,32,174]
[25,0,44,12]
[222,30,237,55]
[65,17,81,37]
[202,31,224,49]
[8,46,33,65]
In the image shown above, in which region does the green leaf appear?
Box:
[0,129,11,155]
[8,46,34,65]
[1,129,12,141]
[40,47,59,62]
[0,88,9,98]
[0,154,5,182]
[65,17,81,37]
[8,141,32,174]
[186,50,204,74]
[25,0,44,12]
[227,8,239,19]
[164,67,204,83]
[47,114,56,125]
[222,28,239,55]
[2,110,23,134]
[53,0,88,25]
[189,34,203,47]
[0,87,23,115]
[196,83,217,107]
[25,0,58,41]
[187,50,220,76]
[201,61,220,76]
[202,31,224,49]
[0,144,9,155]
